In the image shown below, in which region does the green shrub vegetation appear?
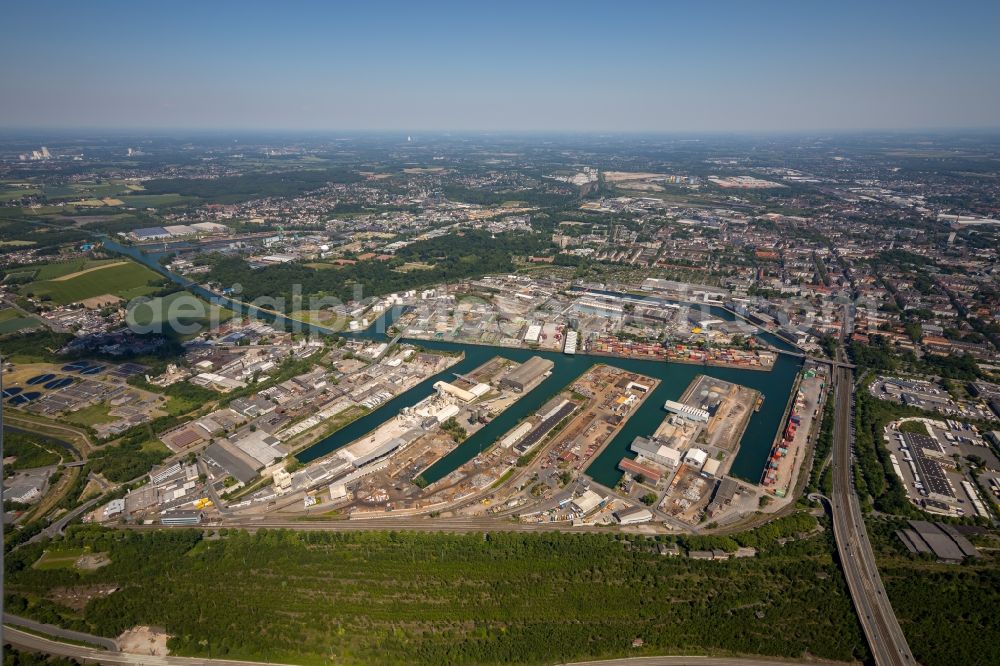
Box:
[440,417,468,443]
[805,394,835,494]
[87,431,170,483]
[898,420,929,435]
[3,431,63,470]
[0,644,81,666]
[4,525,866,665]
[207,230,551,311]
[0,329,73,363]
[866,517,1000,666]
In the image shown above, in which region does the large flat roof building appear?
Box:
[619,457,664,484]
[614,506,653,525]
[898,520,979,562]
[630,436,682,468]
[500,356,553,393]
[161,510,203,526]
[571,489,604,515]
[664,400,710,423]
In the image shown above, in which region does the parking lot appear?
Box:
[884,417,996,519]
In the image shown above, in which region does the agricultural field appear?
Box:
[126,290,234,333]
[19,258,165,305]
[19,258,119,281]
[42,180,134,202]
[0,186,40,202]
[117,193,196,208]
[0,307,41,334]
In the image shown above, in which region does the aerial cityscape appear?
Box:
[1,2,999,666]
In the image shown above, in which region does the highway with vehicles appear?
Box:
[827,366,915,666]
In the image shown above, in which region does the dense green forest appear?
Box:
[0,329,73,363]
[3,431,64,470]
[207,230,552,310]
[867,517,1000,666]
[0,216,91,253]
[5,526,867,665]
[85,435,170,484]
[141,169,362,204]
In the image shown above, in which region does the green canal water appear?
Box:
[299,317,802,487]
[102,239,802,489]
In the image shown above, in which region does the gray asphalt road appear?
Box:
[3,625,847,666]
[3,613,118,651]
[3,626,292,665]
[27,495,102,544]
[562,658,848,666]
[828,367,915,666]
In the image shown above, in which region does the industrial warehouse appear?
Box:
[612,374,761,525]
[500,356,554,392]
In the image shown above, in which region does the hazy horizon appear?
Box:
[3,0,999,132]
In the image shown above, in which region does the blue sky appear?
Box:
[2,0,999,131]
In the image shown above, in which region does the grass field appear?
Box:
[118,193,196,208]
[126,290,234,332]
[0,306,42,334]
[30,258,118,281]
[0,308,26,323]
[287,308,345,329]
[394,261,436,272]
[0,313,41,334]
[63,402,116,427]
[0,187,40,202]
[32,547,87,570]
[22,259,165,305]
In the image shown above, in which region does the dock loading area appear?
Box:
[467,365,660,522]
[761,364,827,500]
[681,374,759,456]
